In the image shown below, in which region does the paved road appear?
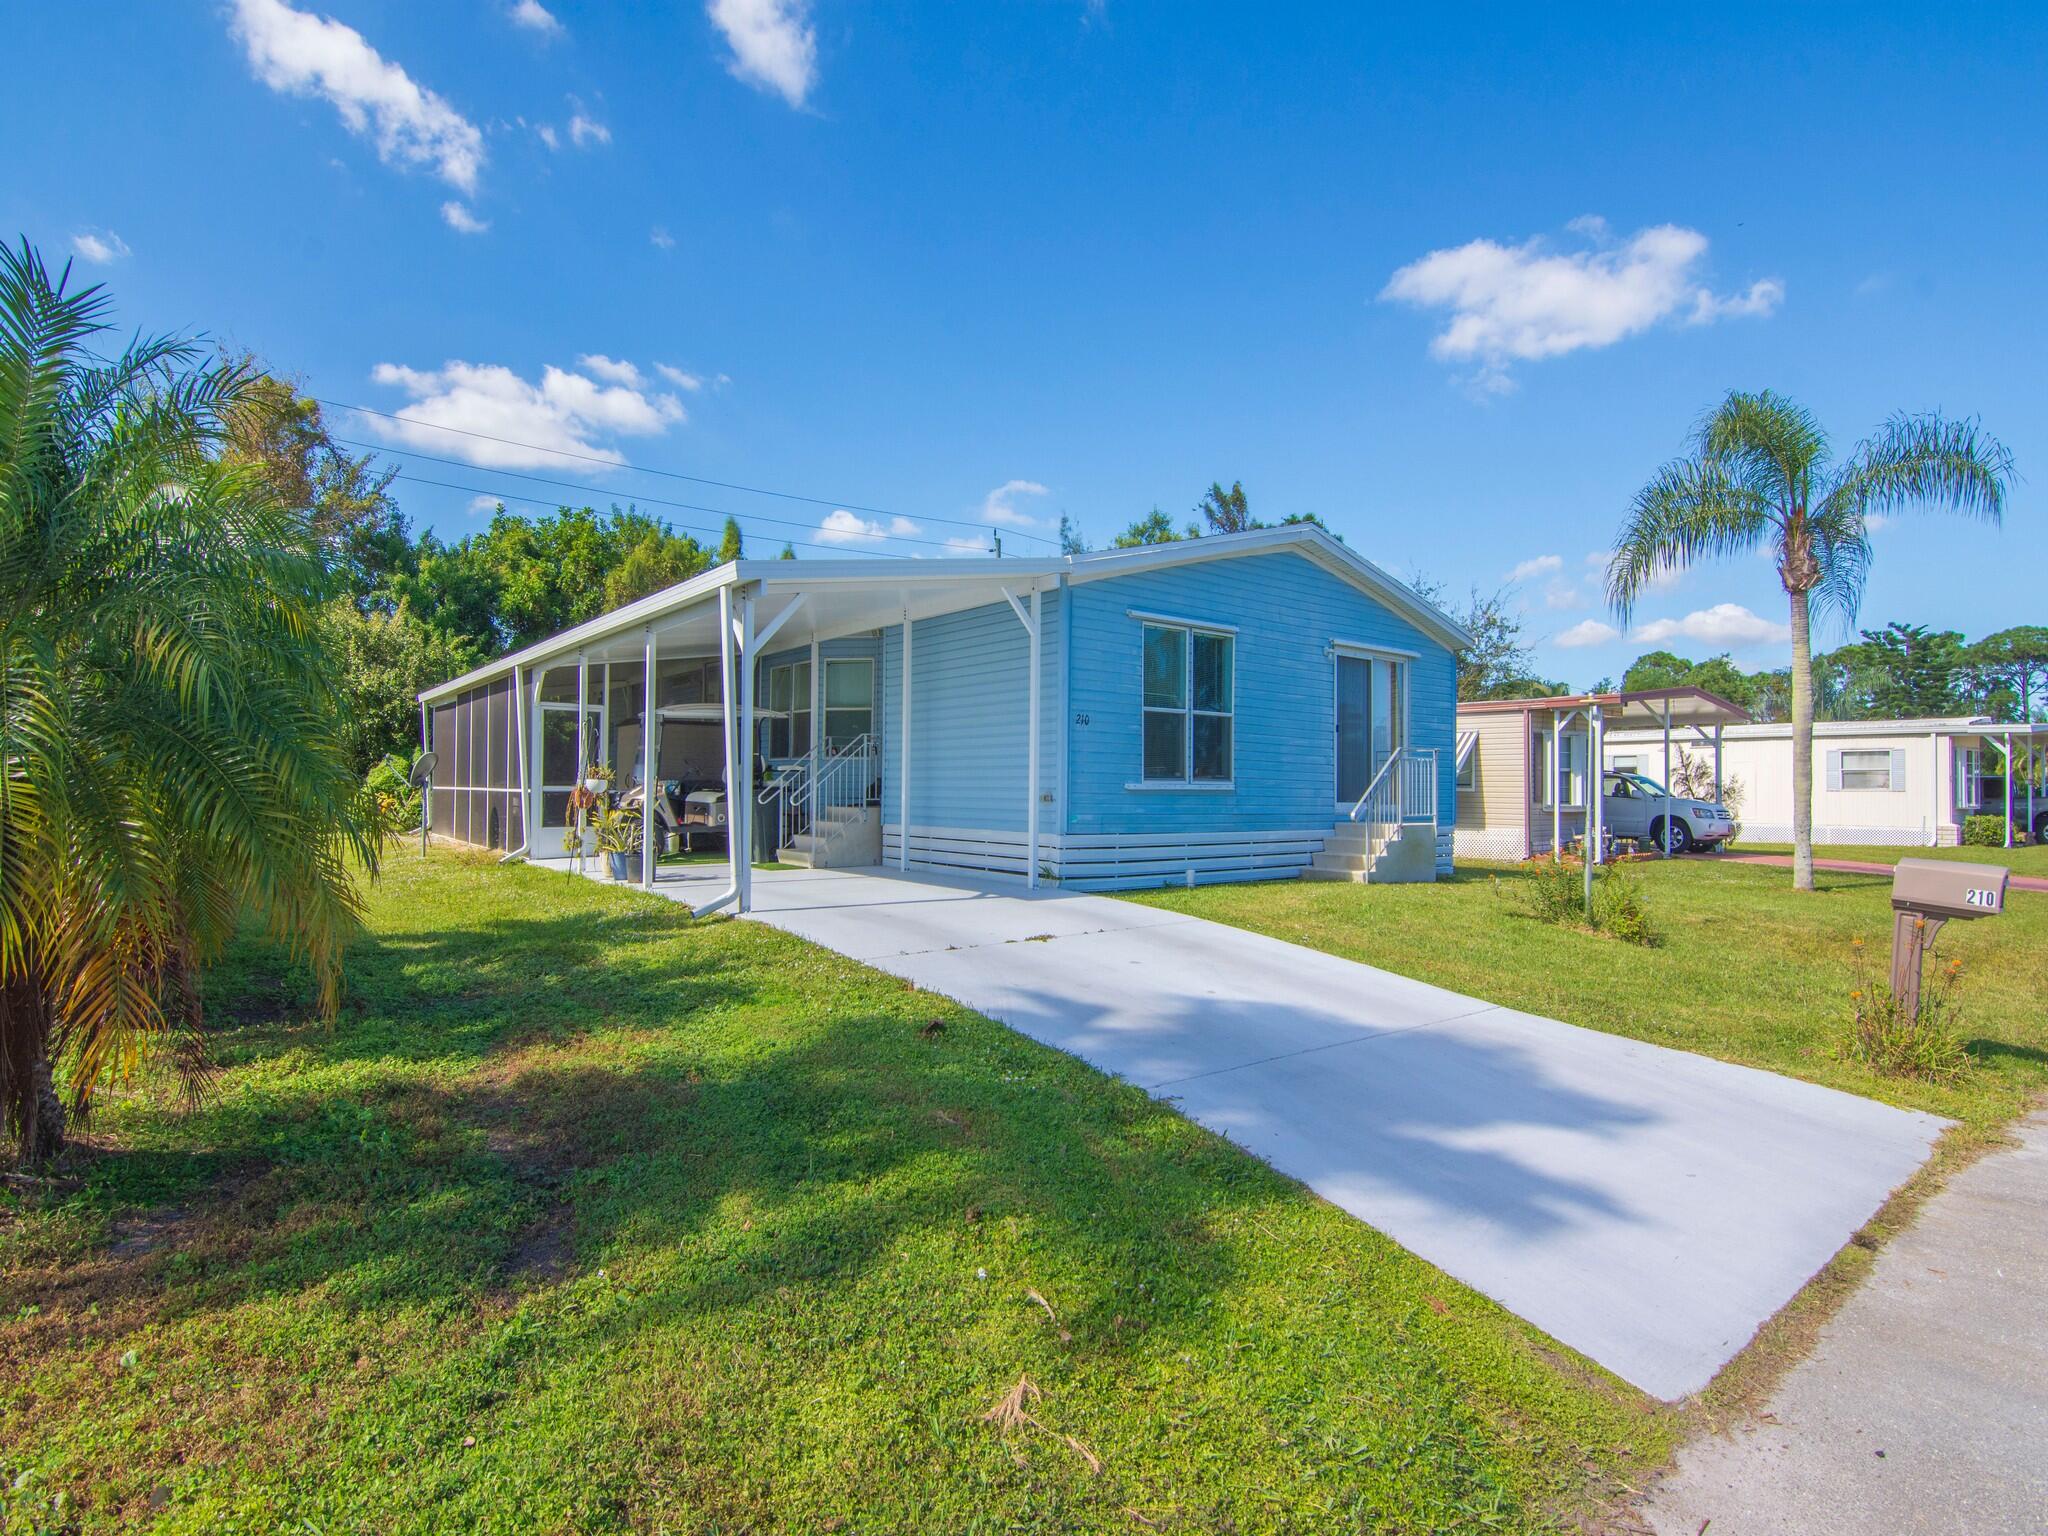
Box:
[734,865,1946,1399]
[1643,1110,2048,1535]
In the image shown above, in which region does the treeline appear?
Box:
[226,377,764,773]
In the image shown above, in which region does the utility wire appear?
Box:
[320,397,1059,544]
[383,470,921,559]
[336,437,991,553]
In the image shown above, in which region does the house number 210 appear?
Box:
[1073,712,1090,726]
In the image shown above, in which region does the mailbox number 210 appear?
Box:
[1964,887,1998,909]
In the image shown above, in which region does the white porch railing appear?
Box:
[1346,746,1439,829]
[761,733,877,853]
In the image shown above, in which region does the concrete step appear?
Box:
[1301,865,1368,882]
[777,846,815,868]
[1310,850,1373,874]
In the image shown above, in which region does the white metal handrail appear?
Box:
[1347,745,1404,825]
[761,732,876,852]
[1400,748,1437,825]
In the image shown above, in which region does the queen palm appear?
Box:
[1608,390,2011,890]
[1,241,378,1161]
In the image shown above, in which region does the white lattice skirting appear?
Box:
[1454,827,1528,864]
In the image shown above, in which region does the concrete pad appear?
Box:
[1643,1110,2048,1534]
[696,866,1943,1398]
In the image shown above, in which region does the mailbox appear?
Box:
[1889,857,2008,1017]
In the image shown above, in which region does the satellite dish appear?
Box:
[408,752,439,789]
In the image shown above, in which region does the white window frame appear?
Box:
[765,659,813,759]
[1532,728,1589,809]
[1138,621,1234,786]
[821,657,873,749]
[1454,742,1477,790]
[1839,748,1895,792]
[1955,746,1983,810]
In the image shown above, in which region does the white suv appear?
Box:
[1601,770,1735,854]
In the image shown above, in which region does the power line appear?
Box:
[319,397,1059,544]
[383,470,920,559]
[335,437,992,554]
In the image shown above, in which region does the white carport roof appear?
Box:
[418,525,1470,704]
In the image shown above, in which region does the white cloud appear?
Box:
[707,0,817,108]
[568,105,611,148]
[577,354,642,387]
[468,494,505,514]
[69,230,130,264]
[1381,219,1782,390]
[650,225,676,250]
[817,509,922,546]
[536,123,560,151]
[1554,619,1620,649]
[362,359,686,468]
[1506,553,1562,583]
[655,363,703,390]
[1630,603,1790,648]
[508,0,561,35]
[440,200,489,234]
[979,478,1050,527]
[1542,580,1583,611]
[944,535,993,554]
[228,0,484,193]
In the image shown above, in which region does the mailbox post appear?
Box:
[1889,858,2008,1019]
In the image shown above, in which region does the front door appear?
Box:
[1335,654,1404,807]
[1336,656,1371,803]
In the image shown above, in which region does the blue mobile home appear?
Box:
[419,526,1468,907]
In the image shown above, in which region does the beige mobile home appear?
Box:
[1602,716,2048,847]
[1453,688,1749,862]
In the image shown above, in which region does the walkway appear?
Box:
[723,864,1947,1400]
[1643,1110,2048,1534]
[1697,851,2048,893]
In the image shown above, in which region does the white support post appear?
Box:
[576,651,589,858]
[510,663,530,859]
[1661,698,1674,857]
[1585,704,1604,914]
[1550,712,1562,862]
[1713,724,1724,804]
[641,629,658,888]
[1027,590,1042,888]
[809,634,822,838]
[899,599,913,870]
[419,699,431,854]
[739,591,757,913]
[2006,731,2015,848]
[718,587,740,902]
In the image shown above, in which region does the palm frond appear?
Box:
[1606,457,1771,621]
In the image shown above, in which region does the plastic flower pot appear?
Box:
[607,851,632,881]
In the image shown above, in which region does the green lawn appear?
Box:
[1123,860,2048,1144]
[1731,841,2048,877]
[3,851,1665,1535]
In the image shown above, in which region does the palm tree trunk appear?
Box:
[2,972,66,1164]
[1788,586,1816,891]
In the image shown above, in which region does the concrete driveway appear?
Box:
[739,866,1947,1400]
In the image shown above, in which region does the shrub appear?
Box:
[1962,814,2014,847]
[363,751,424,842]
[1498,857,1654,944]
[1597,865,1655,946]
[1841,937,1971,1083]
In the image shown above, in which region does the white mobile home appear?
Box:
[1601,716,2048,847]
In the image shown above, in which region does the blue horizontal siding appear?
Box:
[1064,550,1457,835]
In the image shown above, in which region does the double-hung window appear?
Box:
[765,660,812,758]
[1955,747,1983,809]
[823,658,874,750]
[1839,749,1894,791]
[1141,623,1233,783]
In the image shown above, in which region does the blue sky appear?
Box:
[10,2,2044,684]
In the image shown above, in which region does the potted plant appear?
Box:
[593,806,642,881]
[583,761,613,795]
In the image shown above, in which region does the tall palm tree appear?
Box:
[1608,390,2011,890]
[1,241,378,1162]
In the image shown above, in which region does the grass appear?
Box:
[1122,861,2048,1145]
[1731,841,2048,877]
[2,850,1667,1535]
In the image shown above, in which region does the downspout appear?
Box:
[696,589,745,921]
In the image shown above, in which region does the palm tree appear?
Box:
[1609,390,2011,890]
[1,241,378,1161]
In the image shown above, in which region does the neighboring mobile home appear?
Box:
[417,526,1468,910]
[1452,688,1750,862]
[1602,715,2048,847]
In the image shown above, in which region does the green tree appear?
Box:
[321,602,484,775]
[1058,512,1087,555]
[1113,508,1187,547]
[718,515,744,563]
[1963,625,2048,720]
[0,243,378,1160]
[1618,650,1758,711]
[1827,622,1966,718]
[603,525,710,610]
[1609,390,2012,889]
[1196,479,1257,534]
[778,541,796,560]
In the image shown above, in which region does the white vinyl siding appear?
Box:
[1829,747,1904,792]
